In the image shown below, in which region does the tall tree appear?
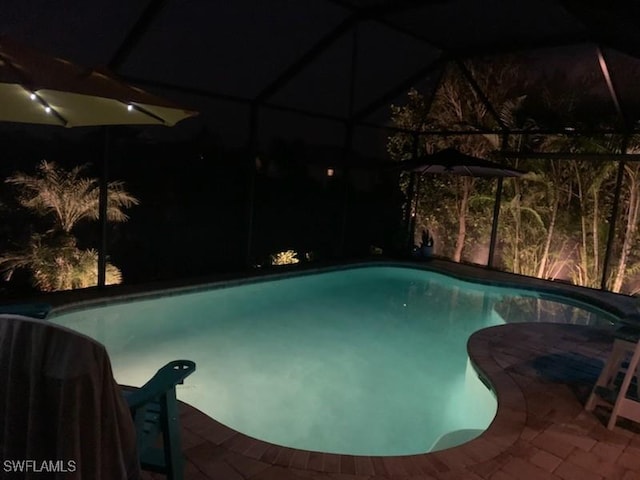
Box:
[611,159,640,292]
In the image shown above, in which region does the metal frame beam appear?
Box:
[106,2,638,143]
[244,103,260,267]
[455,60,508,132]
[449,34,592,62]
[121,75,348,124]
[97,127,110,287]
[338,26,360,257]
[255,0,447,113]
[487,133,510,268]
[126,74,633,138]
[559,1,640,60]
[254,15,359,104]
[357,122,635,137]
[326,0,449,51]
[503,152,640,161]
[108,0,169,69]
[353,55,447,122]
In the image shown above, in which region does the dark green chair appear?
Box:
[124,360,196,480]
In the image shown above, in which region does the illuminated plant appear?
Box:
[1,160,138,291]
[0,235,122,291]
[6,160,138,233]
[270,250,300,266]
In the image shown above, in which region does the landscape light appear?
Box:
[327,168,335,177]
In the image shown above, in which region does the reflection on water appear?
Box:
[494,294,615,328]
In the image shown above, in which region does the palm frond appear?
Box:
[5,160,139,232]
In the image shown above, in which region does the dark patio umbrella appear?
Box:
[393,148,526,255]
[397,148,526,177]
[0,36,198,286]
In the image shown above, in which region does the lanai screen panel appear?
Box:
[117,0,349,99]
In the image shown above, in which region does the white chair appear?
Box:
[586,329,640,429]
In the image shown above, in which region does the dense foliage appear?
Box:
[388,60,640,294]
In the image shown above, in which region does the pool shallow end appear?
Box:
[172,322,620,479]
[179,326,526,471]
[175,324,620,480]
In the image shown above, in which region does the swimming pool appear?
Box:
[50,265,615,455]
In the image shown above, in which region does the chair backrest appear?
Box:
[0,314,139,479]
[124,359,195,480]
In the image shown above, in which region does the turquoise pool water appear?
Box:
[51,266,615,455]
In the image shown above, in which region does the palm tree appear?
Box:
[6,160,138,233]
[1,160,138,291]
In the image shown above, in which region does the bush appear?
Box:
[270,250,300,266]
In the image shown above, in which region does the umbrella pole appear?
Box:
[97,127,109,287]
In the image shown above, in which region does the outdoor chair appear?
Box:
[0,313,195,480]
[124,360,196,480]
[586,326,640,429]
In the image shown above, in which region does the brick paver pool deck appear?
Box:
[142,322,640,480]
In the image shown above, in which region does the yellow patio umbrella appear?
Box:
[0,35,198,286]
[0,35,196,127]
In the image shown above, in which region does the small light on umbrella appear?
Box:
[127,104,134,112]
[25,89,66,125]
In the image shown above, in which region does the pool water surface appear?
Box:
[50,266,614,455]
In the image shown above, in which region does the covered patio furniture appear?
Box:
[0,314,195,479]
[0,302,51,318]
